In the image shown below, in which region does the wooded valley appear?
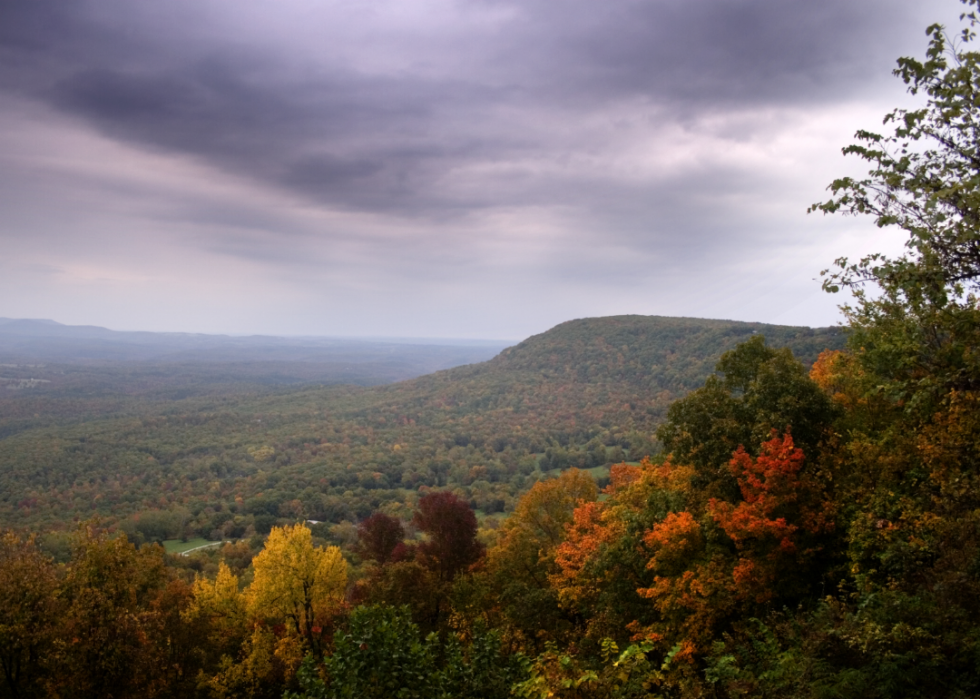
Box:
[0,316,842,542]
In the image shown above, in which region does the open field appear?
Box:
[162,538,221,555]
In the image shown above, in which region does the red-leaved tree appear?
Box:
[357,513,405,566]
[413,492,484,582]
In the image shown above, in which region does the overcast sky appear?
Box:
[0,0,966,339]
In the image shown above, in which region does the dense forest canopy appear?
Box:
[4,2,980,697]
[0,315,842,539]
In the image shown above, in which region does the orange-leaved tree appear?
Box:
[707,433,834,604]
[483,469,598,651]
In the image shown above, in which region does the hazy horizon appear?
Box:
[0,311,847,344]
[0,315,518,344]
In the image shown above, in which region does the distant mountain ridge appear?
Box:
[0,318,510,362]
[0,318,513,397]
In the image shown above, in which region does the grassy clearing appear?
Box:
[541,464,612,480]
[162,538,221,555]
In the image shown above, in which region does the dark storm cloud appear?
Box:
[42,59,517,214]
[0,0,930,223]
[473,0,895,105]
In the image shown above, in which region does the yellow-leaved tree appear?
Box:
[248,524,347,653]
[202,525,348,698]
[185,561,249,663]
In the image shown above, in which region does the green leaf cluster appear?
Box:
[287,605,525,699]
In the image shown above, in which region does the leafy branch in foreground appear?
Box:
[811,1,980,296]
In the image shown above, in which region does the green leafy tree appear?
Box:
[287,605,525,699]
[656,335,838,501]
[514,638,663,699]
[698,4,980,696]
[810,0,980,416]
[482,469,598,651]
[812,2,980,294]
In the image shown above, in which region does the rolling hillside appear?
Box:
[0,315,845,538]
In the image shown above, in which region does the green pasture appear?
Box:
[162,538,222,555]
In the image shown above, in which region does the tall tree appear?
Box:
[248,524,347,654]
[810,0,980,415]
[54,527,173,699]
[483,469,598,651]
[413,492,484,583]
[656,334,838,502]
[184,562,249,670]
[287,605,526,699]
[356,513,405,566]
[0,532,60,699]
[699,5,980,696]
[812,1,980,294]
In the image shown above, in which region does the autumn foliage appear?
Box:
[9,3,980,695]
[356,513,405,566]
[413,491,484,582]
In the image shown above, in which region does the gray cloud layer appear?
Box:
[0,0,966,337]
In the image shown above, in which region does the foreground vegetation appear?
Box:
[3,3,980,697]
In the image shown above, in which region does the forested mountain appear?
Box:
[489,315,839,388]
[0,315,844,537]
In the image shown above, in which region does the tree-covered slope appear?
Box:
[488,315,841,388]
[0,315,845,536]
